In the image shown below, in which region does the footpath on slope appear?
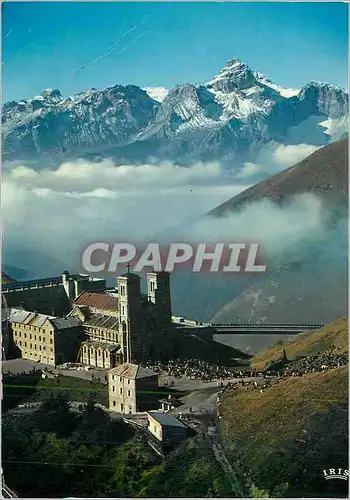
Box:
[211,439,245,497]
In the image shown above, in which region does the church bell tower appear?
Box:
[147,271,172,322]
[117,266,142,363]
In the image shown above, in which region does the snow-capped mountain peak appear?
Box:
[144,87,169,102]
[208,58,256,93]
[2,56,348,165]
[206,60,285,119]
[208,59,300,102]
[254,72,300,98]
[40,88,62,100]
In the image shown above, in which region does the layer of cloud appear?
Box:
[3,141,331,278]
[272,143,319,167]
[235,162,262,179]
[254,142,320,173]
[233,143,320,181]
[3,158,249,275]
[8,158,239,192]
[189,193,329,259]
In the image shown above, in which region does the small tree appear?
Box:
[272,482,289,497]
[250,483,270,497]
[35,391,76,437]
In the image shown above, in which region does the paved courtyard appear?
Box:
[3,359,257,422]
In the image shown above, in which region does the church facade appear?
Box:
[69,270,173,368]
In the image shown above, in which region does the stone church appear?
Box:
[69,270,173,368]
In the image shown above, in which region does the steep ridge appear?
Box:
[211,142,348,345]
[168,140,348,353]
[2,59,348,164]
[210,139,348,217]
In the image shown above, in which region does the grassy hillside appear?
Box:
[251,318,348,371]
[220,366,348,497]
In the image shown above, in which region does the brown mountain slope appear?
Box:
[220,365,348,497]
[210,139,348,217]
[209,140,348,352]
[251,318,348,371]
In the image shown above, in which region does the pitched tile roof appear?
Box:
[109,363,157,379]
[9,308,81,331]
[74,292,119,311]
[51,317,82,330]
[10,308,53,326]
[84,313,119,330]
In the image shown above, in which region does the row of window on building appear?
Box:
[17,341,53,352]
[13,325,47,332]
[85,328,118,342]
[12,329,51,343]
[111,401,132,413]
[111,386,132,397]
[111,375,131,384]
[83,346,114,356]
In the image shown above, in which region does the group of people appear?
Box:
[281,349,348,377]
[140,358,280,384]
[221,348,348,398]
[220,377,275,396]
[142,358,235,382]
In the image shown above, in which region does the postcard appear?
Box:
[1,2,348,498]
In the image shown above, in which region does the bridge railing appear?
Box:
[212,323,324,329]
[171,317,325,330]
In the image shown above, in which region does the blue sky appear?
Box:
[2,2,348,102]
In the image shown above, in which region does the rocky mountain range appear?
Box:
[2,58,348,165]
[3,57,348,354]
